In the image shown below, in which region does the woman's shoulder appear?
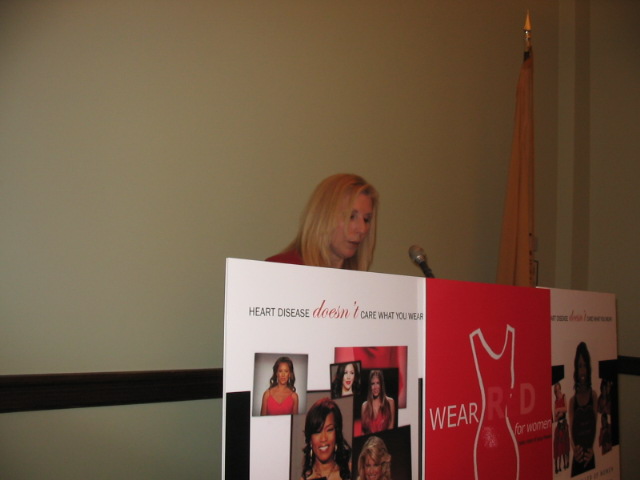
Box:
[266,250,304,265]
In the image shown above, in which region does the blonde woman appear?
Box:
[267,174,378,270]
[357,436,392,480]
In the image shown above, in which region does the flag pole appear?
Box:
[496,12,536,287]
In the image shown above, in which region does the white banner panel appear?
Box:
[223,259,425,480]
[549,288,620,480]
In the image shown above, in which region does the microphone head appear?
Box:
[408,244,426,264]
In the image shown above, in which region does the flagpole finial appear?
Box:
[524,11,532,31]
[523,10,532,58]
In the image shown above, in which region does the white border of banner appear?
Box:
[223,259,425,479]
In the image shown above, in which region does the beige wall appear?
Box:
[588,1,640,478]
[0,1,637,478]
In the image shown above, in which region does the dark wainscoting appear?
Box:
[0,368,222,414]
[1,358,639,414]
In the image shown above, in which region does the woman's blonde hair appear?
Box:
[357,435,392,480]
[286,173,378,270]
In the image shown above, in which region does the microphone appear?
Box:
[408,245,435,278]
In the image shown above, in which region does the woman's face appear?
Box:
[364,455,383,480]
[276,362,291,386]
[329,193,373,267]
[311,412,337,464]
[370,375,381,398]
[577,354,587,384]
[342,364,355,392]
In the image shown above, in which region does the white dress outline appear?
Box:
[470,325,520,480]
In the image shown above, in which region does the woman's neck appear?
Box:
[576,382,589,393]
[330,257,344,269]
[313,460,338,478]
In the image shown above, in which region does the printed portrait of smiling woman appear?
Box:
[332,362,361,399]
[357,436,392,480]
[261,356,299,416]
[361,370,395,435]
[301,398,352,480]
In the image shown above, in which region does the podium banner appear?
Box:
[223,260,619,480]
[425,279,552,480]
[223,259,425,480]
[549,288,620,480]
